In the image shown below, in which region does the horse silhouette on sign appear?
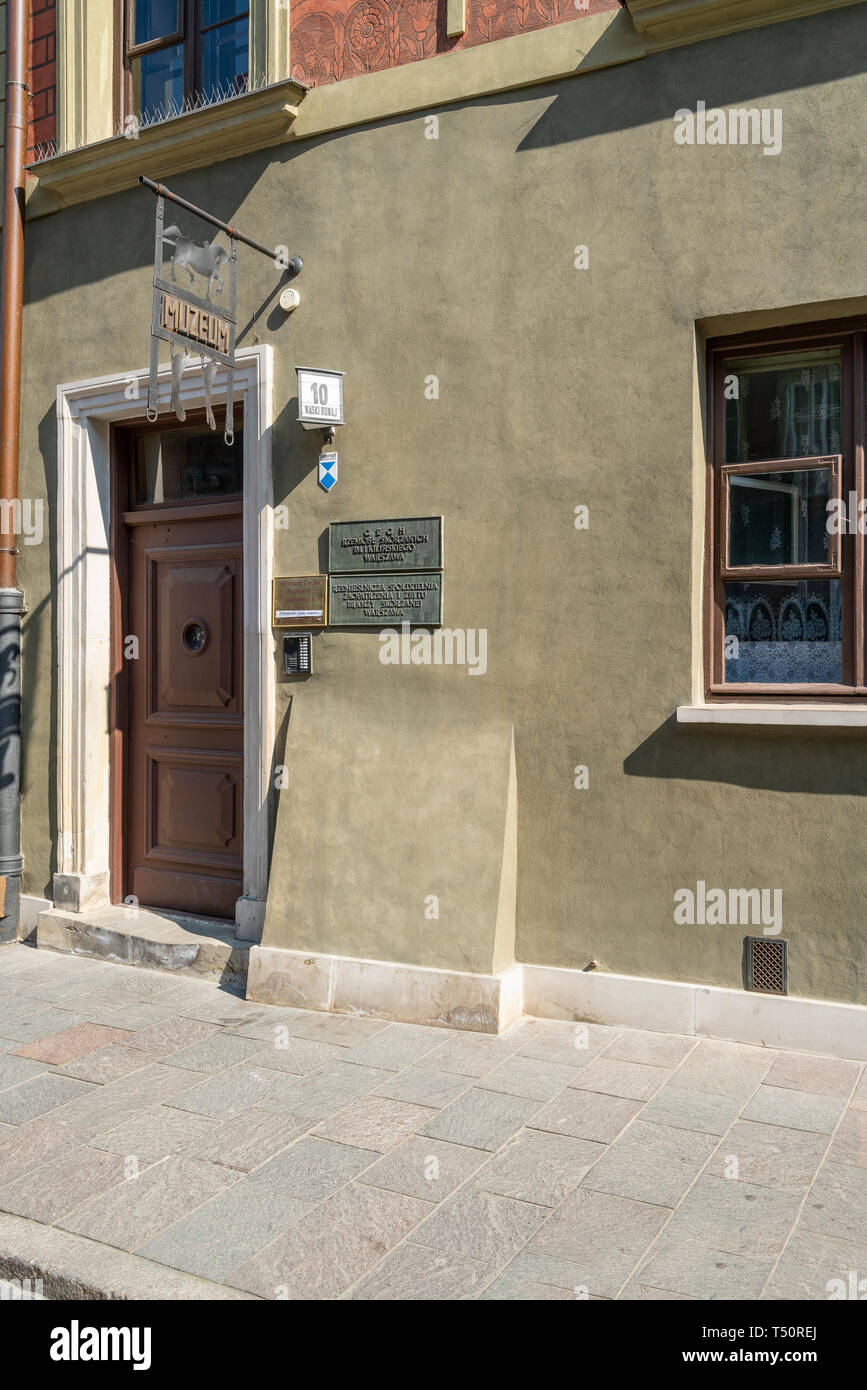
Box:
[162,224,229,300]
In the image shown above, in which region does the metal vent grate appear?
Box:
[746,937,787,995]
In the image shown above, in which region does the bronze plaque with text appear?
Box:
[329,517,443,572]
[328,573,443,627]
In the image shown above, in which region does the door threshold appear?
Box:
[35,904,249,987]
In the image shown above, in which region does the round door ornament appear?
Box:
[182,618,209,654]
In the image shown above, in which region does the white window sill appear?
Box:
[677,705,867,728]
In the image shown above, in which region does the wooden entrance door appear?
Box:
[113,422,244,920]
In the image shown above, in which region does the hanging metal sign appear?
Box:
[141,176,301,446]
[147,191,237,443]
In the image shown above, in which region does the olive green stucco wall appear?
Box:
[17,6,867,1003]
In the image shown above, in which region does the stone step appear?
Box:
[0,1211,257,1300]
[35,906,249,987]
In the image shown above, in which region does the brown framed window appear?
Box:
[123,0,250,126]
[707,321,867,697]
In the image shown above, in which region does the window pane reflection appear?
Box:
[133,0,179,45]
[725,351,841,463]
[133,427,243,505]
[727,468,831,567]
[202,18,249,99]
[131,46,184,122]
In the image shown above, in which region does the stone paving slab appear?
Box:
[624,1236,776,1301]
[57,1063,205,1138]
[0,1115,91,1186]
[529,1088,641,1143]
[529,1188,671,1297]
[57,1154,241,1251]
[137,1181,312,1281]
[162,1032,265,1074]
[0,942,863,1300]
[54,1043,166,1084]
[349,1240,491,1301]
[184,1108,311,1171]
[248,1037,345,1076]
[412,1186,548,1266]
[0,1008,84,1045]
[242,1135,375,1203]
[0,1209,256,1299]
[165,1063,278,1119]
[0,1073,97,1126]
[257,1061,393,1120]
[419,1086,541,1151]
[579,1119,717,1208]
[89,1106,221,1163]
[703,1119,828,1192]
[13,1022,130,1064]
[227,1181,434,1299]
[569,1056,672,1102]
[473,1129,605,1206]
[310,1095,437,1152]
[372,1065,472,1108]
[357,1135,488,1202]
[0,1054,51,1090]
[742,1084,846,1135]
[0,1145,133,1224]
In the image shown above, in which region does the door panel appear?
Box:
[148,749,242,862]
[125,505,243,919]
[151,550,242,714]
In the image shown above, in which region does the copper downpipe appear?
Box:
[0,0,28,941]
[0,0,27,582]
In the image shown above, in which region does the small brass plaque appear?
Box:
[273,575,327,628]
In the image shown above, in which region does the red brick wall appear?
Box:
[28,0,57,158]
[289,0,620,88]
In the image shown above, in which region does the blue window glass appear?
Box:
[202,18,249,100]
[131,45,184,123]
[133,0,180,46]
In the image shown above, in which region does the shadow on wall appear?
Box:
[21,3,867,311]
[515,5,867,152]
[625,713,867,796]
[23,158,269,304]
[272,396,322,506]
[19,405,62,898]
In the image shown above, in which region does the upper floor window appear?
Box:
[707,322,867,697]
[124,0,250,125]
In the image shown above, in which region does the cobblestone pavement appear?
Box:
[0,942,864,1300]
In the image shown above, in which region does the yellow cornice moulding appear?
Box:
[624,0,863,46]
[26,81,306,218]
